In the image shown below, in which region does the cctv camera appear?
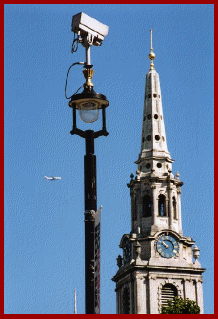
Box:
[72,12,109,46]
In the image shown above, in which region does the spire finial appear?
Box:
[150,29,153,51]
[148,29,155,70]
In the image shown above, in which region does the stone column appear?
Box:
[196,279,204,314]
[184,278,195,300]
[134,275,138,314]
[177,188,182,233]
[151,185,157,226]
[168,186,173,230]
[176,196,179,220]
[130,274,135,314]
[182,279,186,299]
[119,287,123,314]
[130,189,134,231]
[149,275,158,314]
[135,275,147,314]
[116,288,119,314]
[165,198,169,217]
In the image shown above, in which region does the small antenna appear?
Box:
[74,289,77,314]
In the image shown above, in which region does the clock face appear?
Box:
[156,234,179,258]
[123,240,131,264]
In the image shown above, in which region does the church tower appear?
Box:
[112,30,205,314]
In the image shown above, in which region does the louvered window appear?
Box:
[161,284,177,307]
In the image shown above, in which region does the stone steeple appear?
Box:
[130,30,182,236]
[112,31,205,315]
[137,29,173,178]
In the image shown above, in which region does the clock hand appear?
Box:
[162,241,169,248]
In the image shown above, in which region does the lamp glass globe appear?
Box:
[79,101,99,123]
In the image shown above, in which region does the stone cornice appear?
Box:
[145,264,206,274]
[112,261,205,284]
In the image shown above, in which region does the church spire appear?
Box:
[137,30,173,177]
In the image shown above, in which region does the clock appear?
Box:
[156,233,179,258]
[123,240,131,264]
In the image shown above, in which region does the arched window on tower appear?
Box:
[143,195,152,217]
[158,195,166,216]
[173,196,177,219]
[161,284,178,308]
[122,287,130,314]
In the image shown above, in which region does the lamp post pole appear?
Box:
[84,130,96,314]
[69,97,108,314]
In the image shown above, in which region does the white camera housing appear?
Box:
[72,12,109,46]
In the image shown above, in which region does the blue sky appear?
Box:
[4,4,214,314]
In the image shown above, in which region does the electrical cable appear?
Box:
[71,32,79,53]
[65,61,85,99]
[72,85,83,96]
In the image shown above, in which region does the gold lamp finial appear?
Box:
[83,68,94,88]
[148,29,155,70]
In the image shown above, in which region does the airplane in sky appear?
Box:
[44,176,61,181]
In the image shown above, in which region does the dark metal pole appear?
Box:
[84,130,96,314]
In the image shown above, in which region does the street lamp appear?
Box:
[66,12,109,314]
[69,68,109,137]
